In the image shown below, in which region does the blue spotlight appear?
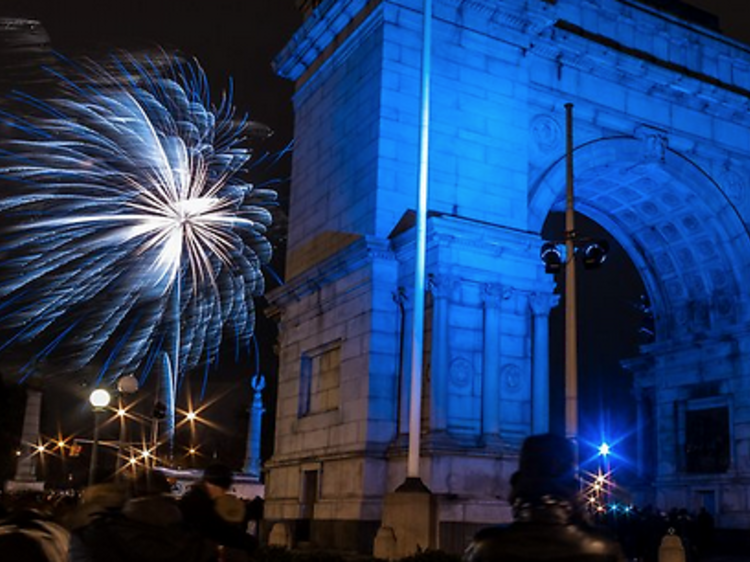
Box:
[598,442,611,456]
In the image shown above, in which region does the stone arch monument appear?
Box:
[266,0,750,550]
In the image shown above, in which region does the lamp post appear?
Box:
[115,374,139,480]
[539,104,609,444]
[88,388,111,486]
[599,441,612,507]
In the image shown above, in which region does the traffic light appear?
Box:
[153,401,167,420]
[540,242,563,274]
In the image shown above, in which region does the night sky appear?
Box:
[0,0,749,484]
[0,0,302,483]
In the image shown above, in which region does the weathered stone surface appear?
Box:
[266,0,750,550]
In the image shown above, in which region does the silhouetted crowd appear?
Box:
[0,439,723,562]
[594,504,715,562]
[0,464,261,562]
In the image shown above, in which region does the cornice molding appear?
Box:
[267,235,394,307]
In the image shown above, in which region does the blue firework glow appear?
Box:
[0,52,276,435]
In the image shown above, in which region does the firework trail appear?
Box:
[0,51,276,441]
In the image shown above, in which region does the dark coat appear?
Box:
[464,500,627,562]
[69,494,215,562]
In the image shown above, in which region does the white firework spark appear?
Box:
[0,51,276,436]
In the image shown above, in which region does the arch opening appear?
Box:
[535,137,750,500]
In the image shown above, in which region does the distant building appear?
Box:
[267,0,750,552]
[0,18,53,93]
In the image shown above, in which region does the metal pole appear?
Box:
[116,398,126,481]
[89,410,101,486]
[407,0,432,480]
[564,103,578,441]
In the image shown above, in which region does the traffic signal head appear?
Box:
[582,240,609,269]
[540,242,563,274]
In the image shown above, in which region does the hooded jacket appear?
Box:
[464,497,627,562]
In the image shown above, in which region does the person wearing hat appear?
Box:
[463,433,626,562]
[179,464,257,560]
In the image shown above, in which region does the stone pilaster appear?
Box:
[482,283,504,442]
[529,292,558,435]
[428,274,455,433]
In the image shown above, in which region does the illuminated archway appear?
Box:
[531,136,750,344]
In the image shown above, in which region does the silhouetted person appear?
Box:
[69,472,214,562]
[180,464,257,559]
[0,506,70,562]
[464,433,627,562]
[694,507,714,556]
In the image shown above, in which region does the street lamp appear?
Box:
[540,104,609,443]
[115,374,139,479]
[598,441,612,506]
[88,388,111,486]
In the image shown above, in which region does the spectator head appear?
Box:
[81,482,129,510]
[509,433,578,504]
[202,463,233,497]
[130,470,172,498]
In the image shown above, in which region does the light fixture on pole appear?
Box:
[88,388,111,486]
[540,105,609,444]
[115,374,139,480]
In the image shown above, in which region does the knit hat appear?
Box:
[203,463,233,490]
[509,433,578,503]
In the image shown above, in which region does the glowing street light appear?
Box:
[599,442,611,457]
[89,388,112,409]
[88,388,111,486]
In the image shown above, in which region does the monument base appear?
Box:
[373,477,436,560]
[5,479,45,493]
[156,467,264,499]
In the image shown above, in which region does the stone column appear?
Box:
[397,289,413,437]
[428,274,452,433]
[529,292,558,434]
[8,383,45,492]
[243,374,266,479]
[482,284,503,441]
[634,387,647,479]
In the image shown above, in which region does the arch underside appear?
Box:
[531,137,750,344]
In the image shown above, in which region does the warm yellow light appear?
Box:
[117,408,126,417]
[129,458,137,465]
[186,411,197,422]
[36,445,45,453]
[58,440,66,449]
[141,450,150,458]
[15,450,21,456]
[189,447,197,455]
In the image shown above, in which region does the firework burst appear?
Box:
[0,51,276,435]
